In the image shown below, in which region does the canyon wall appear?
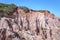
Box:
[0,7,60,40]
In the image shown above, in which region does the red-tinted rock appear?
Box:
[0,7,60,40]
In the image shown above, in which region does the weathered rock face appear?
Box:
[0,7,60,40]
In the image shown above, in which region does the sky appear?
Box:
[0,0,60,17]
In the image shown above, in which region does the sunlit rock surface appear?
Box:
[0,7,60,40]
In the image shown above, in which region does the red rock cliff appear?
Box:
[0,7,60,40]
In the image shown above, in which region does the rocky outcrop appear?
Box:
[0,7,60,40]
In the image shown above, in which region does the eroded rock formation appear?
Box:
[0,7,60,40]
